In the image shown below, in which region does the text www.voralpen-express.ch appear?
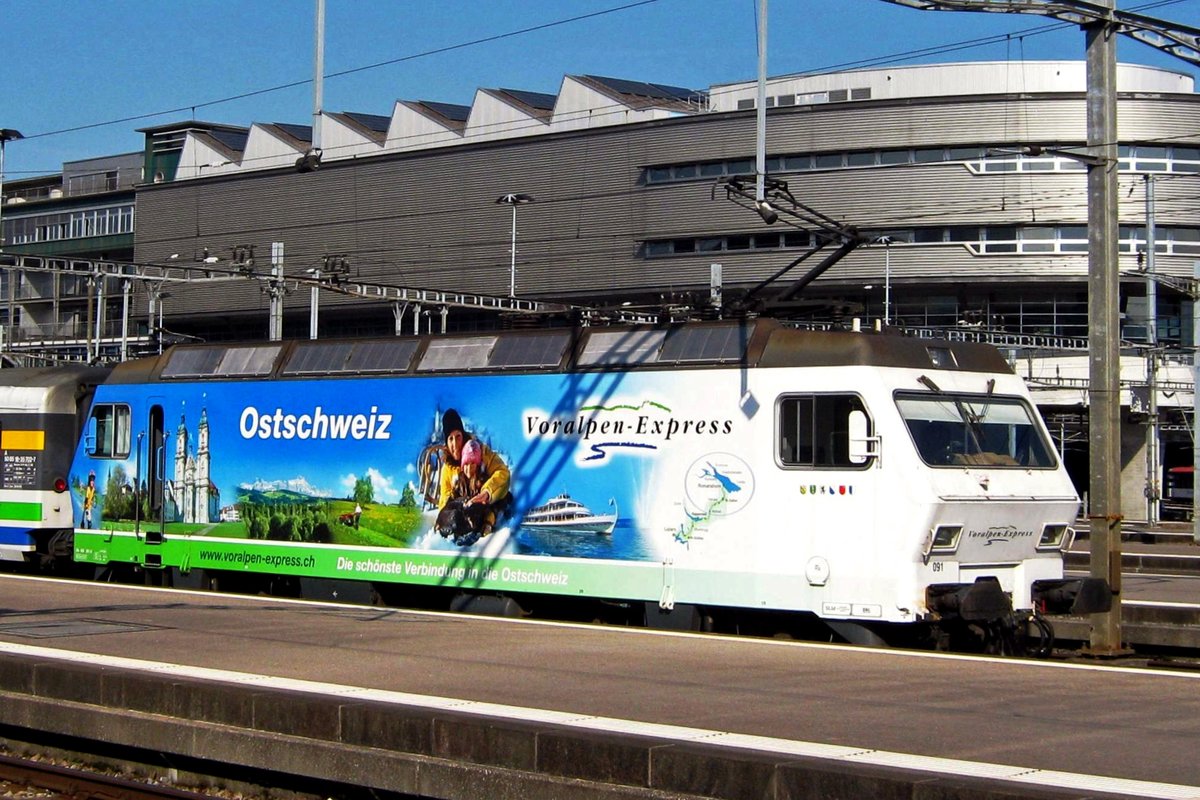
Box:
[199,549,316,569]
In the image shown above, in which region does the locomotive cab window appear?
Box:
[896,391,1056,468]
[87,403,131,458]
[778,394,870,468]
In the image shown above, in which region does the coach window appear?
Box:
[778,394,869,468]
[88,404,131,459]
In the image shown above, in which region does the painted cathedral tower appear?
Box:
[170,408,217,523]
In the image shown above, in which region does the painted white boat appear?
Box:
[523,494,617,534]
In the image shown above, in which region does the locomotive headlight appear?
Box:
[1037,524,1073,552]
[924,524,962,560]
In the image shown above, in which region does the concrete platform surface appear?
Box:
[0,575,1197,800]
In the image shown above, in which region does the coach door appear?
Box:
[144,404,166,547]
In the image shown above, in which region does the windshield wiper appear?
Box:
[964,378,996,425]
[918,375,986,454]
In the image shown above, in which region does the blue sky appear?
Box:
[3,0,1198,179]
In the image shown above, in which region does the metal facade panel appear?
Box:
[133,93,1200,322]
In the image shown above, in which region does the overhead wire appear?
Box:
[14,0,664,146]
[10,0,1200,289]
[150,9,1200,179]
[9,0,1196,174]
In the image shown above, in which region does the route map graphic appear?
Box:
[675,453,755,544]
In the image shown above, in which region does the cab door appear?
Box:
[143,403,166,546]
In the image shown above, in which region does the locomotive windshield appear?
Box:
[895,392,1056,468]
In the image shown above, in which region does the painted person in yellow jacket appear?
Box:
[437,409,510,542]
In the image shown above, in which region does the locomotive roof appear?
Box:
[104,320,1013,383]
[0,365,112,413]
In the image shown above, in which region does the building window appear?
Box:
[642,224,1200,262]
[1170,227,1200,255]
[645,143,1200,186]
[982,226,1018,254]
[947,147,985,160]
[4,204,134,245]
[1172,147,1200,172]
[1123,144,1169,172]
[782,155,811,171]
[1020,227,1055,252]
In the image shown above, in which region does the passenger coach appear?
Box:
[0,365,110,568]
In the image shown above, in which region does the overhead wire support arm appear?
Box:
[879,0,1200,65]
[1121,269,1200,300]
[0,253,663,349]
[0,252,569,315]
[716,175,869,310]
[717,175,858,241]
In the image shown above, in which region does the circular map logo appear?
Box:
[683,453,755,517]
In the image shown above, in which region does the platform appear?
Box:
[0,575,1197,800]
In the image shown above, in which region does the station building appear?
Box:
[2,61,1198,518]
[0,152,140,346]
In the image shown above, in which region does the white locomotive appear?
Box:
[62,320,1106,651]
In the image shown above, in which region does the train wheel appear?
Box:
[450,592,526,618]
[200,569,223,592]
[137,567,171,588]
[95,563,145,584]
[644,602,707,631]
[268,575,302,598]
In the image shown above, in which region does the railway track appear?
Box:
[1052,531,1200,652]
[17,552,1200,658]
[0,753,219,800]
[10,526,1200,660]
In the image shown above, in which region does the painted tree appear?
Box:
[353,473,374,505]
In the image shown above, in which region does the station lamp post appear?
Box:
[873,235,903,326]
[0,129,24,251]
[1,129,24,350]
[496,193,535,297]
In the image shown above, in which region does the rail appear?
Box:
[0,752,219,800]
